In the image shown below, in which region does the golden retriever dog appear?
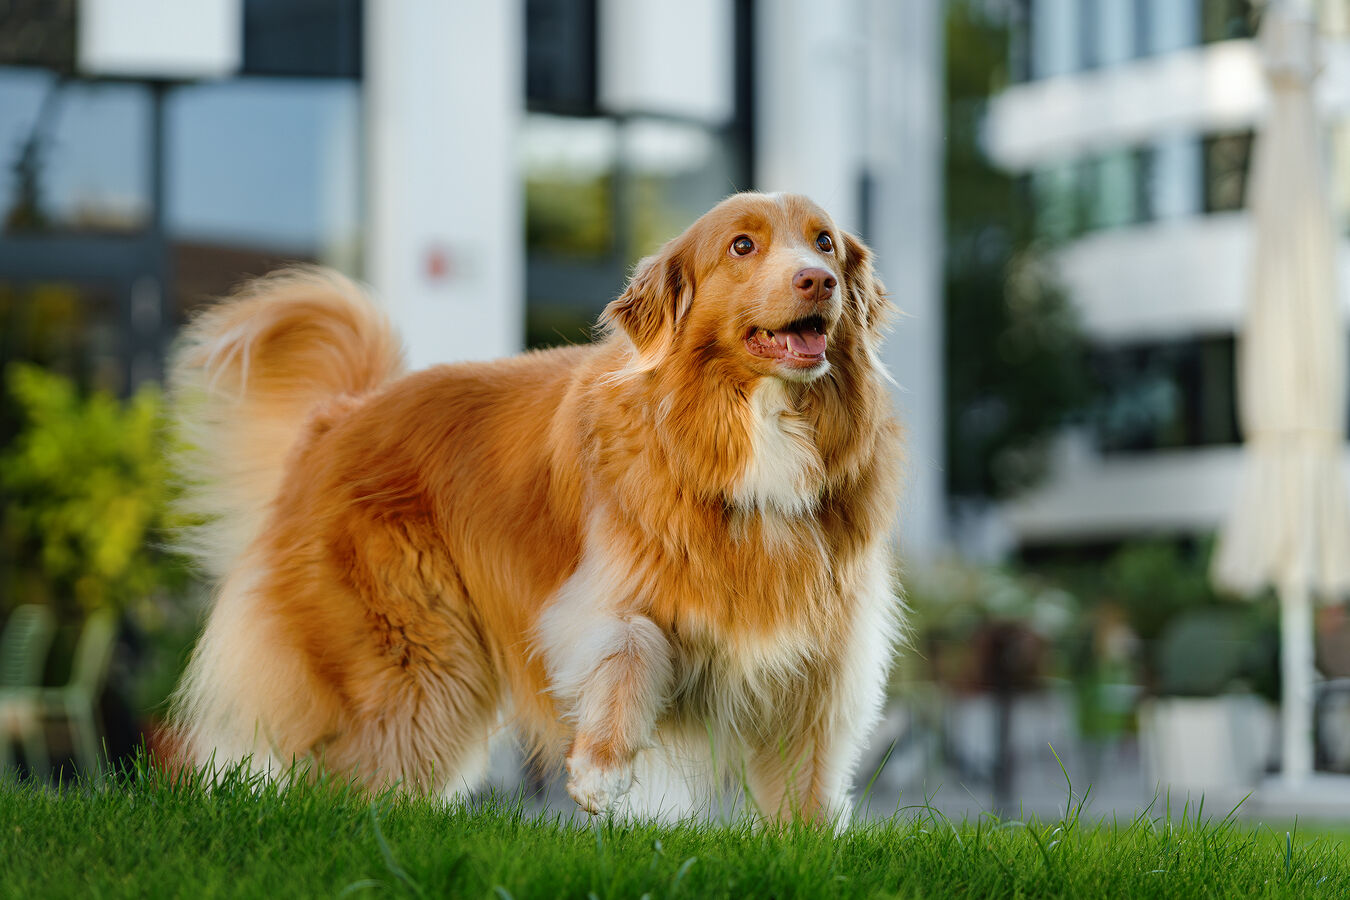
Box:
[169,191,903,822]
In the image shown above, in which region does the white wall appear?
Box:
[1002,443,1247,542]
[754,0,865,230]
[989,31,1350,173]
[364,0,523,368]
[1055,213,1350,341]
[866,0,946,564]
[756,0,946,561]
[599,0,733,124]
[987,41,1266,169]
[78,0,241,79]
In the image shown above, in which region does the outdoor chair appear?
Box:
[0,604,56,776]
[0,609,117,782]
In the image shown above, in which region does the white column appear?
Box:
[1285,0,1315,19]
[364,0,523,368]
[599,0,732,123]
[863,0,947,563]
[754,0,864,230]
[1280,577,1314,784]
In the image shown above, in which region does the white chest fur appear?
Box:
[732,379,823,516]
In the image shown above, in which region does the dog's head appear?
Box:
[602,192,886,384]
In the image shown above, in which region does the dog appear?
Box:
[168,191,903,822]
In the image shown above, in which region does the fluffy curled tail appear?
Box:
[170,266,405,581]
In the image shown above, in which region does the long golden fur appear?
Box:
[169,192,903,821]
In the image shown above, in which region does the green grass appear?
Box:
[5,757,1350,899]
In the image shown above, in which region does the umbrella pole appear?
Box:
[1280,577,1314,783]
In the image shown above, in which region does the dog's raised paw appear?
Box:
[565,753,635,815]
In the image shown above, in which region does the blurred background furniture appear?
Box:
[0,609,116,782]
[0,604,56,776]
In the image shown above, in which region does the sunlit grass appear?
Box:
[4,754,1350,899]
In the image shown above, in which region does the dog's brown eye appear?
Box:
[730,236,755,256]
[816,232,834,253]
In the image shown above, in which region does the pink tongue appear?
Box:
[784,329,826,357]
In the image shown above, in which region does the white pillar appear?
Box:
[364,0,523,368]
[1285,0,1315,19]
[754,0,946,562]
[754,0,864,230]
[864,0,947,563]
[1281,577,1315,784]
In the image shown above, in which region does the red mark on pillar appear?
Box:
[425,244,453,284]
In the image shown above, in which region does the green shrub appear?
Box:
[0,363,188,614]
[0,363,197,710]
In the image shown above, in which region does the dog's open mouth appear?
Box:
[744,315,828,368]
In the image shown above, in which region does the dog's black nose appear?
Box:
[794,267,836,303]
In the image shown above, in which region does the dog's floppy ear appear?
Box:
[601,237,694,360]
[842,231,889,333]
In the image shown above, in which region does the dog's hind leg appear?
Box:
[329,617,502,796]
[314,548,505,795]
[228,500,506,796]
[744,734,825,822]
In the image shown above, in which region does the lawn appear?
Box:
[4,759,1350,899]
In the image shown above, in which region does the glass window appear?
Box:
[525,0,598,115]
[162,77,363,328]
[1096,0,1137,67]
[522,113,741,348]
[1146,0,1199,54]
[625,119,736,260]
[1031,162,1084,242]
[242,0,363,78]
[1008,0,1033,83]
[523,113,619,262]
[1201,0,1256,44]
[1150,134,1202,220]
[1202,131,1253,214]
[1089,336,1239,454]
[522,1,750,350]
[1030,0,1080,78]
[0,5,367,404]
[0,69,152,236]
[1133,0,1153,57]
[1079,0,1100,70]
[0,4,75,69]
[1132,146,1155,223]
[167,78,361,263]
[1024,129,1250,237]
[1089,150,1139,230]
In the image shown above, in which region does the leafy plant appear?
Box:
[0,363,199,712]
[902,562,1079,693]
[0,362,190,615]
[1037,539,1279,701]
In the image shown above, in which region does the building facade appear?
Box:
[0,0,945,559]
[985,0,1350,548]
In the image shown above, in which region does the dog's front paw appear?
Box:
[565,751,634,815]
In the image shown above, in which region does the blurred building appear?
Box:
[986,0,1350,552]
[0,0,945,558]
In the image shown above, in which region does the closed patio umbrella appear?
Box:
[1211,0,1350,785]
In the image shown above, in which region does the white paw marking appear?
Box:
[565,752,635,815]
